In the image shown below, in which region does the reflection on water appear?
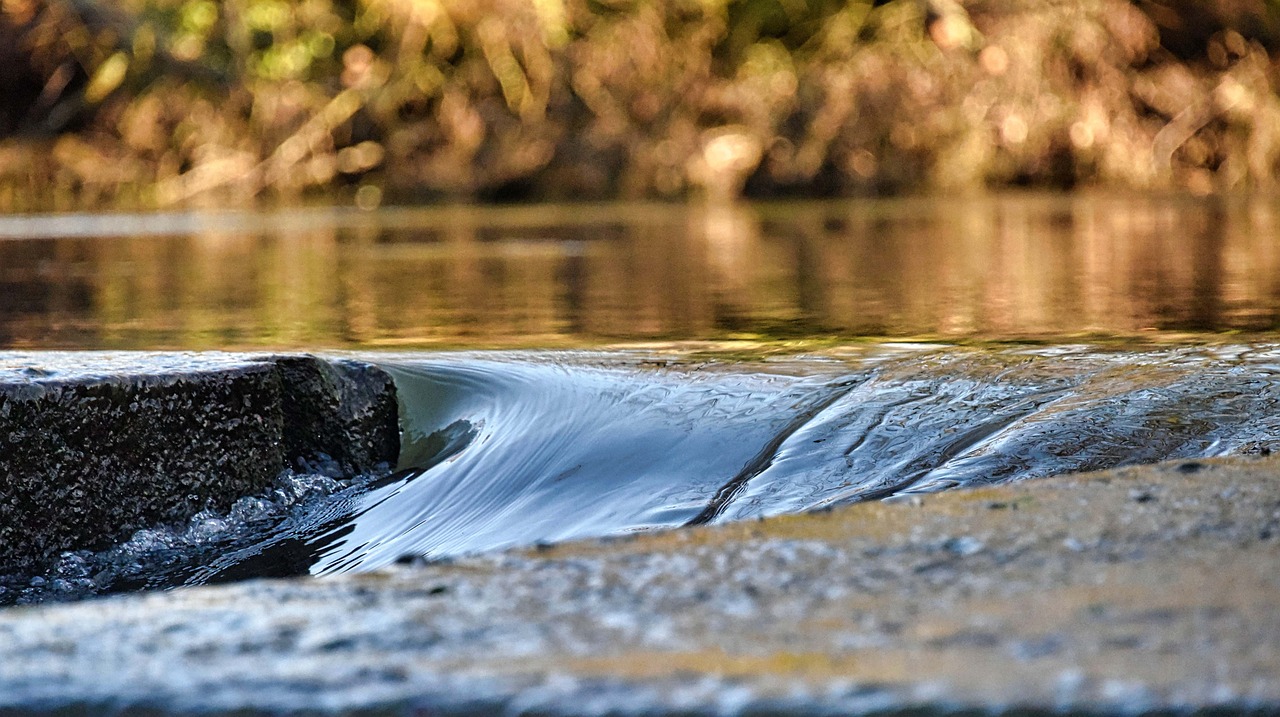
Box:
[2,194,1279,348]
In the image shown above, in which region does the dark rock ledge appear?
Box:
[0,353,399,577]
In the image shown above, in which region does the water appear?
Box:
[235,345,1279,577]
[3,194,1280,348]
[6,194,1280,603]
[9,341,1277,604]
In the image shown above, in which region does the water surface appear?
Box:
[3,194,1280,349]
[6,195,1280,603]
[6,341,1267,605]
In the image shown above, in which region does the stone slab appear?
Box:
[0,353,399,576]
[0,455,1276,714]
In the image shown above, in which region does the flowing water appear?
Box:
[190,344,1280,582]
[10,341,1280,604]
[4,194,1280,603]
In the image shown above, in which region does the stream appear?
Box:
[211,344,1280,577]
[4,194,1280,603]
[7,341,1279,604]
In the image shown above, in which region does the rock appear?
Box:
[0,455,1276,714]
[272,356,401,476]
[0,354,398,576]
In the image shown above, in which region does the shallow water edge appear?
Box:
[5,342,1280,604]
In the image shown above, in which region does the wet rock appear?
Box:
[272,356,400,477]
[0,354,398,576]
[0,455,1277,715]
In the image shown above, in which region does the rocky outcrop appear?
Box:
[0,354,399,576]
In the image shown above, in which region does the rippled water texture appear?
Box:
[3,194,1280,348]
[161,343,1280,584]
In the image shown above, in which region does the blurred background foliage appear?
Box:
[0,0,1278,207]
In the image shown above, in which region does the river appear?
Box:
[3,193,1280,603]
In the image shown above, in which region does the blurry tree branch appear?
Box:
[0,0,1278,208]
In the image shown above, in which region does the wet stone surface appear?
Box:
[0,456,1276,715]
[0,353,399,577]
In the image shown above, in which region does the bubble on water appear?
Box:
[188,514,230,541]
[229,496,274,523]
[55,552,91,579]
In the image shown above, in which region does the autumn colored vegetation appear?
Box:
[0,0,1278,208]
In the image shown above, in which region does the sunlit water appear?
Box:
[3,194,1280,347]
[5,195,1280,604]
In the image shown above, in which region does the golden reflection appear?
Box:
[2,195,1280,349]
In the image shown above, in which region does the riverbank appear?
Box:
[1,453,1276,714]
[1,0,1278,208]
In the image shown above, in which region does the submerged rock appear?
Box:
[0,354,398,577]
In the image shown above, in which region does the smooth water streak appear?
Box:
[177,344,1280,583]
[9,342,1279,604]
